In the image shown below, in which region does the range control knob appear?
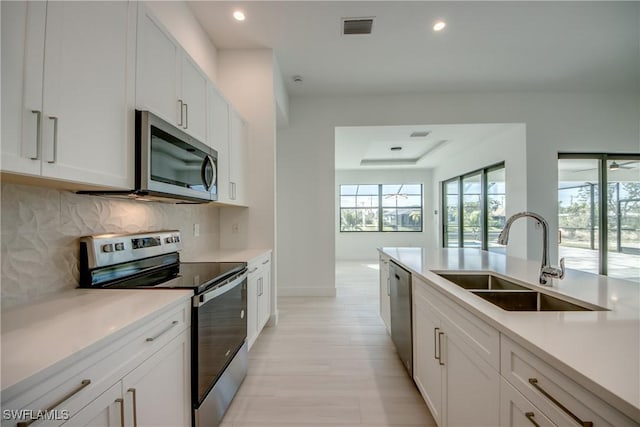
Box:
[114,242,125,251]
[101,243,114,253]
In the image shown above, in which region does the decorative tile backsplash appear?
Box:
[1,183,220,309]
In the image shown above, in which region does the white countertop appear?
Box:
[379,247,640,422]
[1,289,192,394]
[184,248,271,264]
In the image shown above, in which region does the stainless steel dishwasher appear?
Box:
[389,260,412,376]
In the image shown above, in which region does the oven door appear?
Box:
[192,271,247,406]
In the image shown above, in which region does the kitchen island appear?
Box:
[379,247,640,426]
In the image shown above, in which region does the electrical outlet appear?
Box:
[232,223,239,234]
[193,223,200,237]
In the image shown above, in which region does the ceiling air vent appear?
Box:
[342,17,374,35]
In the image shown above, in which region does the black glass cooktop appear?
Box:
[162,262,246,293]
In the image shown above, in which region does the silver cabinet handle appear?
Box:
[127,388,138,427]
[177,99,184,126]
[438,331,445,366]
[525,412,541,427]
[262,259,270,265]
[30,110,42,160]
[115,398,125,427]
[47,116,58,163]
[17,380,91,427]
[146,320,178,342]
[528,378,592,426]
[249,267,258,274]
[434,327,440,361]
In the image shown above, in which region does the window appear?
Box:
[340,184,423,232]
[558,154,639,282]
[442,163,506,252]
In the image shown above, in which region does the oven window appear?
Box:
[150,125,207,190]
[194,279,247,404]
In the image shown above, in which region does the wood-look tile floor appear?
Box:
[220,261,436,427]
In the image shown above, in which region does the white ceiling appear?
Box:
[188,1,640,96]
[334,123,515,170]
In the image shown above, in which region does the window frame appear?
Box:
[442,162,505,250]
[339,183,423,233]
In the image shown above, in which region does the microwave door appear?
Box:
[146,124,212,201]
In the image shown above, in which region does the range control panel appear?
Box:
[80,230,182,269]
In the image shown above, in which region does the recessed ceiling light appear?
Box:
[433,20,446,32]
[233,10,246,21]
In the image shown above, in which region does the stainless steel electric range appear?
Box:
[79,230,247,427]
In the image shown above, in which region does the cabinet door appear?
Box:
[207,84,230,201]
[63,382,123,427]
[229,109,248,205]
[180,55,207,142]
[442,319,500,427]
[121,331,190,427]
[1,0,46,176]
[257,264,271,333]
[413,290,444,426]
[40,1,135,188]
[246,270,259,349]
[500,378,555,427]
[379,256,391,333]
[136,4,180,126]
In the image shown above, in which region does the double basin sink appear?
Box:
[435,273,606,311]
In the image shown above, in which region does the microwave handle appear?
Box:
[201,155,216,192]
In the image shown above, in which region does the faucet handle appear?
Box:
[558,257,565,279]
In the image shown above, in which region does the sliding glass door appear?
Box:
[558,154,639,282]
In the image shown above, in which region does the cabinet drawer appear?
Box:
[2,300,189,427]
[413,276,500,370]
[248,252,271,274]
[500,377,555,427]
[501,336,638,427]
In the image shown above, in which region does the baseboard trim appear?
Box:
[278,286,337,297]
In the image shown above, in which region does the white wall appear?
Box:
[277,91,639,296]
[335,168,431,261]
[216,49,278,320]
[431,124,528,259]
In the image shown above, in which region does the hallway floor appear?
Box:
[220,261,436,426]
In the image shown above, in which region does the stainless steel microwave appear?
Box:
[80,110,217,203]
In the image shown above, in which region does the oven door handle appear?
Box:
[193,271,247,307]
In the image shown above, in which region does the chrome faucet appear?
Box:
[497,211,565,285]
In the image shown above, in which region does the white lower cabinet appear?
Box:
[1,301,191,427]
[63,383,124,427]
[379,254,391,333]
[247,252,272,349]
[120,330,190,427]
[412,276,500,427]
[409,270,639,427]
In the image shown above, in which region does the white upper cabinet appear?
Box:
[229,109,248,205]
[1,1,135,188]
[180,55,208,142]
[207,83,231,201]
[136,3,207,143]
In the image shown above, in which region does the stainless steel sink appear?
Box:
[435,272,606,312]
[436,273,529,291]
[470,290,593,311]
